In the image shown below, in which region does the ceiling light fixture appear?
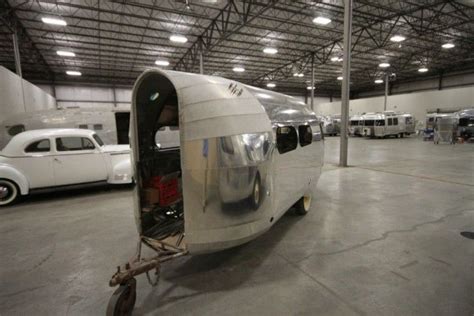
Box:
[374,79,383,84]
[155,60,170,66]
[442,43,455,49]
[307,86,315,90]
[66,71,81,76]
[57,51,75,57]
[233,67,245,72]
[313,16,331,25]
[378,62,390,68]
[390,35,406,42]
[418,67,428,73]
[330,56,339,62]
[169,35,188,43]
[42,17,67,26]
[337,76,343,80]
[263,47,278,54]
[267,83,276,88]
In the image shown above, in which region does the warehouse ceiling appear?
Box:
[1,0,474,96]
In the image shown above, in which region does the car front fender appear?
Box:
[108,158,133,184]
[0,164,29,195]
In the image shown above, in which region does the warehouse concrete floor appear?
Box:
[1,137,473,315]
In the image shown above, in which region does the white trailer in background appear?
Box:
[362,111,415,138]
[349,114,364,136]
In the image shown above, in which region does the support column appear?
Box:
[384,72,389,111]
[12,29,22,77]
[112,86,117,108]
[310,53,315,111]
[339,0,352,167]
[438,70,444,90]
[199,38,204,75]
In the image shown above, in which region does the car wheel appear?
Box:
[295,195,311,215]
[0,179,19,206]
[248,173,261,210]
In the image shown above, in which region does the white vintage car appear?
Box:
[0,128,132,206]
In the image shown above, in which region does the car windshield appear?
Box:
[93,134,104,146]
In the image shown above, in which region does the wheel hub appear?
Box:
[0,186,9,199]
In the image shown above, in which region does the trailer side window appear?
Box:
[298,125,313,146]
[276,126,298,154]
[93,124,103,130]
[78,124,88,129]
[376,120,385,126]
[393,118,398,125]
[388,118,393,126]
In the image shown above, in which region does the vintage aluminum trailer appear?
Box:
[349,114,364,136]
[106,69,325,315]
[455,108,474,141]
[362,111,415,138]
[320,114,341,136]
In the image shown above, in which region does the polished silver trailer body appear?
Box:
[349,114,364,136]
[107,69,324,314]
[455,108,474,141]
[362,111,415,138]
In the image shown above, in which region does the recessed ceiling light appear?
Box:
[337,76,343,80]
[169,35,188,43]
[233,67,245,72]
[442,43,455,49]
[66,71,81,76]
[379,62,390,68]
[418,67,428,73]
[307,86,315,90]
[293,73,304,77]
[313,16,331,25]
[374,79,383,84]
[263,47,278,54]
[330,56,339,62]
[57,51,75,57]
[42,17,67,26]
[390,35,406,42]
[155,60,170,66]
[267,83,276,88]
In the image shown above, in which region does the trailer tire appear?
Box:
[0,179,19,207]
[295,195,311,215]
[106,278,137,316]
[249,173,261,210]
[400,133,404,138]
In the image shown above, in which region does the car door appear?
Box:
[52,136,108,186]
[16,138,54,189]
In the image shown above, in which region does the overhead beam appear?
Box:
[174,0,279,72]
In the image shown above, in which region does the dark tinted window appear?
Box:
[56,137,95,151]
[459,117,474,127]
[298,125,312,147]
[8,124,25,136]
[364,120,374,126]
[388,118,393,126]
[78,124,88,129]
[376,120,385,126]
[276,126,298,154]
[393,118,398,125]
[25,139,50,153]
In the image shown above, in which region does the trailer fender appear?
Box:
[0,164,29,195]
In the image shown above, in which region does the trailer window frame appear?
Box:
[276,126,298,154]
[298,125,313,147]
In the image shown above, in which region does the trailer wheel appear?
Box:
[106,278,137,316]
[400,133,404,138]
[295,195,311,215]
[249,173,261,210]
[0,179,19,207]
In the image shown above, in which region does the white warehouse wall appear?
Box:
[316,85,474,121]
[0,66,56,122]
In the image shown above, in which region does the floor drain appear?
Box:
[460,231,474,240]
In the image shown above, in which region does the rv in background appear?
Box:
[455,108,474,141]
[320,114,341,136]
[362,111,415,138]
[0,109,129,149]
[349,114,364,136]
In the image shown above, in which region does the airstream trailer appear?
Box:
[107,69,324,314]
[349,114,364,136]
[320,114,341,136]
[362,111,415,138]
[456,108,474,141]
